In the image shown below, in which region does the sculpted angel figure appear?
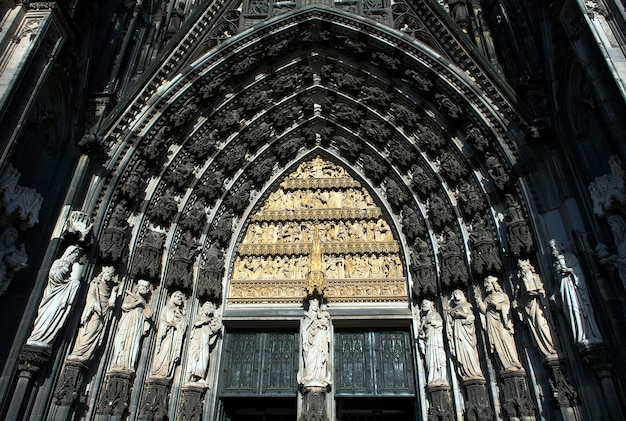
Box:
[474,276,523,373]
[446,290,484,380]
[418,299,448,386]
[68,266,119,362]
[150,291,188,379]
[27,245,84,348]
[186,301,222,385]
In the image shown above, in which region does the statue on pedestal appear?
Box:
[419,299,448,386]
[150,291,188,379]
[185,301,221,385]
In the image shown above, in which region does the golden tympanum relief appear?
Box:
[229,157,407,304]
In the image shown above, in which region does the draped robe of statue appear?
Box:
[550,240,603,346]
[27,245,84,348]
[68,267,117,362]
[298,299,331,388]
[185,302,221,384]
[150,291,188,379]
[448,290,484,379]
[475,277,522,372]
[419,300,448,386]
[110,281,152,372]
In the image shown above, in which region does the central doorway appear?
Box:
[336,397,416,421]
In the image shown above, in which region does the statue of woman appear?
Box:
[27,245,84,349]
[550,240,603,346]
[298,299,331,388]
[447,290,484,380]
[515,260,557,359]
[474,276,523,372]
[186,301,221,385]
[109,280,152,372]
[150,290,188,379]
[419,299,448,386]
[68,266,118,362]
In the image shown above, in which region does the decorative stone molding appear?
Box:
[17,343,51,379]
[0,165,43,229]
[96,371,132,416]
[53,361,85,407]
[426,385,455,421]
[463,378,493,421]
[63,211,93,242]
[500,371,535,421]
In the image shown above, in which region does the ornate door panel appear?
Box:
[335,330,415,396]
[220,331,299,396]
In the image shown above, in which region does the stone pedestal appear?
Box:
[96,370,133,417]
[462,378,492,421]
[299,385,329,421]
[500,370,535,421]
[176,383,207,420]
[426,384,454,421]
[138,377,171,421]
[544,357,577,408]
[5,344,51,420]
[53,361,86,408]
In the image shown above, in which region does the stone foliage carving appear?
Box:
[440,227,468,288]
[298,299,331,388]
[185,301,221,385]
[469,215,502,274]
[99,203,129,263]
[27,245,85,349]
[138,379,170,421]
[68,266,119,362]
[410,239,436,297]
[109,280,153,372]
[504,195,533,256]
[96,372,132,416]
[150,291,187,380]
[589,156,625,217]
[474,276,523,373]
[419,300,448,387]
[426,386,455,421]
[514,260,557,359]
[131,230,165,282]
[53,362,84,407]
[445,289,484,380]
[63,211,93,242]
[0,227,28,296]
[550,239,603,346]
[500,372,535,421]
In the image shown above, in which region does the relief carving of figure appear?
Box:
[150,291,188,379]
[186,302,222,385]
[514,260,557,359]
[504,195,533,256]
[473,276,523,373]
[446,290,484,380]
[68,266,119,362]
[109,280,153,372]
[298,299,331,388]
[0,227,28,296]
[550,240,603,346]
[418,300,448,386]
[27,245,84,348]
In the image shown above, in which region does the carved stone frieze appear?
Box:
[131,230,165,282]
[463,378,493,421]
[176,384,206,420]
[252,208,382,222]
[96,371,132,416]
[99,203,129,263]
[500,371,535,421]
[237,241,399,256]
[53,361,85,407]
[138,378,171,421]
[426,385,455,421]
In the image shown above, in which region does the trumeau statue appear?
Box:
[446,290,484,380]
[418,299,448,387]
[514,260,558,359]
[0,226,28,296]
[27,245,84,349]
[109,280,153,372]
[549,239,603,346]
[298,299,331,388]
[185,301,222,385]
[474,276,523,373]
[68,266,119,362]
[150,291,188,379]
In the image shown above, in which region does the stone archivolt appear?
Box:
[230,157,406,304]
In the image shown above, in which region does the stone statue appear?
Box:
[514,260,557,359]
[109,280,153,372]
[607,215,626,290]
[0,227,28,296]
[298,299,331,388]
[150,291,188,379]
[446,290,484,380]
[68,266,119,362]
[27,245,84,349]
[418,300,448,386]
[473,276,523,372]
[504,194,533,256]
[549,239,603,346]
[185,302,222,385]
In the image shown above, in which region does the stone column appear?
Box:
[500,371,535,421]
[51,361,87,421]
[580,345,625,421]
[462,378,492,421]
[300,385,329,421]
[544,357,578,420]
[176,383,206,420]
[426,385,455,421]
[95,370,133,420]
[5,344,51,420]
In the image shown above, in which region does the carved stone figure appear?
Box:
[588,155,625,217]
[210,209,234,247]
[131,230,165,281]
[0,227,28,296]
[474,276,523,372]
[68,266,119,362]
[185,302,222,385]
[549,240,603,346]
[428,193,452,229]
[485,153,509,190]
[410,239,436,297]
[514,260,557,359]
[456,180,485,218]
[150,291,188,379]
[99,203,129,263]
[384,177,408,209]
[419,300,448,386]
[504,194,533,256]
[410,164,436,195]
[607,215,626,290]
[438,151,466,183]
[298,299,331,388]
[198,244,224,300]
[165,232,198,291]
[470,216,502,274]
[109,280,153,372]
[440,228,468,287]
[27,245,84,349]
[446,290,484,379]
